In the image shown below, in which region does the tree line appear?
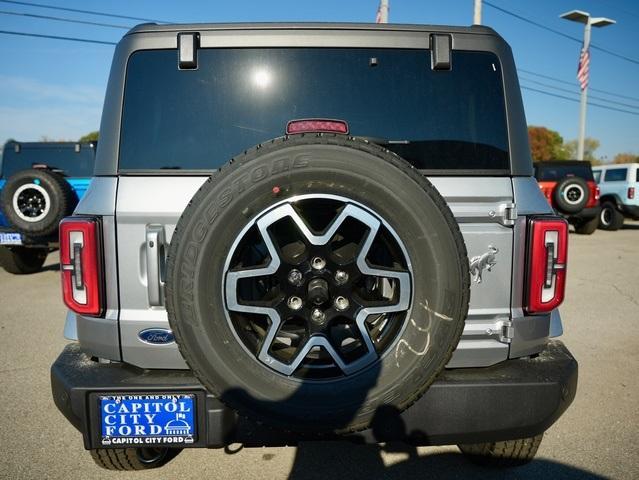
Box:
[528,126,637,164]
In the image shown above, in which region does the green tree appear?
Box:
[527,126,569,161]
[79,131,99,143]
[563,138,601,163]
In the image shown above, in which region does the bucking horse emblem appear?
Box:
[469,246,499,283]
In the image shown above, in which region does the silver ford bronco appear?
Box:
[50,22,577,471]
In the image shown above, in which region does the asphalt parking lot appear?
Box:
[0,223,637,480]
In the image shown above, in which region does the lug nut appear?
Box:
[311,308,325,323]
[287,296,303,311]
[334,296,350,311]
[334,270,349,285]
[311,256,326,270]
[287,269,303,286]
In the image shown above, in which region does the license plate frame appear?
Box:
[0,232,23,245]
[95,393,198,447]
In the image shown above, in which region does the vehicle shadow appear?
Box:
[286,442,605,480]
[222,385,600,480]
[41,262,60,272]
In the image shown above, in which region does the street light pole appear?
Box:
[473,0,482,25]
[560,10,615,160]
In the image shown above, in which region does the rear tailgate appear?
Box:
[115,176,516,369]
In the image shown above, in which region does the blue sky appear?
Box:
[0,0,637,161]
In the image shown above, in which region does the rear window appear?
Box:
[1,143,95,179]
[119,48,509,173]
[535,163,594,181]
[604,168,627,182]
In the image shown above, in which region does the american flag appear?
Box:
[577,47,590,91]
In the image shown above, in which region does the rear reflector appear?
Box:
[286,119,349,135]
[525,217,568,314]
[59,217,104,316]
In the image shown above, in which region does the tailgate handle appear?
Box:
[145,225,166,306]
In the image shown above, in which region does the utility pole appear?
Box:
[560,10,615,160]
[473,0,482,25]
[376,0,389,24]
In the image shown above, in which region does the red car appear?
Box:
[534,161,601,234]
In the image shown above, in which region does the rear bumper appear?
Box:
[569,205,600,222]
[619,204,639,219]
[51,340,577,449]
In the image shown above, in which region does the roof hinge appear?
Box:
[430,34,452,70]
[178,32,199,70]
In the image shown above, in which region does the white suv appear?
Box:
[592,163,639,230]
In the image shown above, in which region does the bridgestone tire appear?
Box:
[0,246,47,274]
[599,201,624,231]
[458,434,543,467]
[0,169,76,236]
[166,135,470,434]
[552,177,589,214]
[574,214,599,235]
[90,448,181,471]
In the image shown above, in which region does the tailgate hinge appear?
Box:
[498,320,514,344]
[486,319,514,344]
[498,202,517,226]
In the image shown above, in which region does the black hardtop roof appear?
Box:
[535,160,593,167]
[126,21,498,37]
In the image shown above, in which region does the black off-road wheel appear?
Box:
[0,169,76,236]
[459,434,543,467]
[599,201,624,231]
[0,246,47,274]
[90,447,181,471]
[166,134,470,434]
[553,177,589,214]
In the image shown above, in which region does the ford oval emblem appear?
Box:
[138,328,175,345]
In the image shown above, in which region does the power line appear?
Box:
[484,0,639,66]
[521,86,639,116]
[0,9,129,29]
[519,78,639,109]
[0,0,166,23]
[0,29,116,45]
[518,68,639,103]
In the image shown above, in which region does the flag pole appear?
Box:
[577,22,591,161]
[473,0,482,25]
[376,0,389,23]
[562,10,615,161]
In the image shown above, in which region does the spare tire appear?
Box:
[166,135,470,434]
[553,176,589,214]
[0,169,76,236]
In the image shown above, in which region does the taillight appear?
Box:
[525,217,568,314]
[586,181,599,207]
[595,186,601,201]
[59,217,104,316]
[628,187,635,200]
[286,119,349,135]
